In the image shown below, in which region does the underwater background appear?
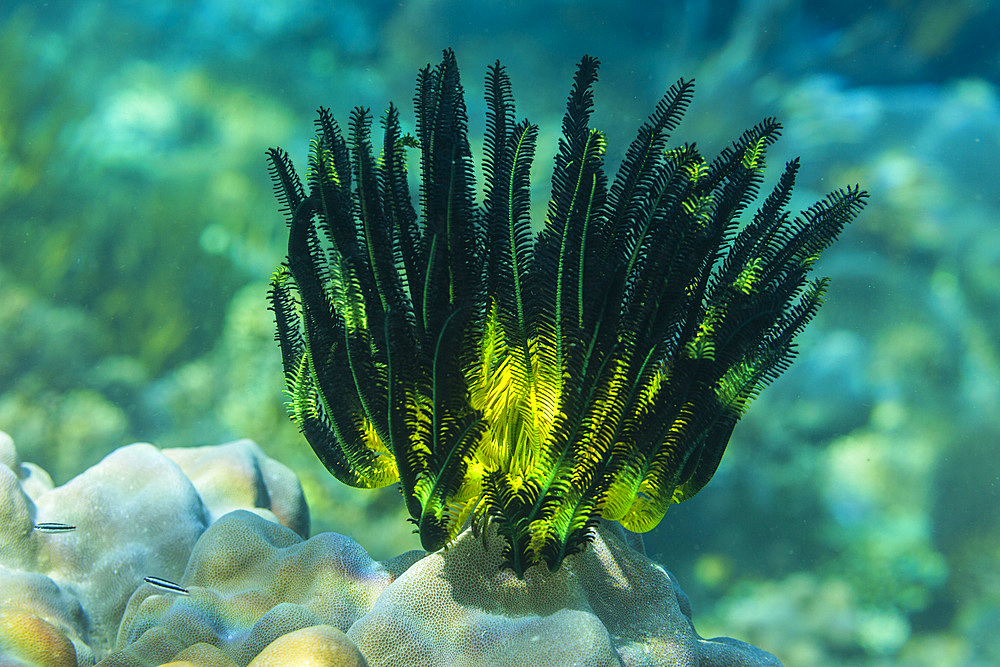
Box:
[1,0,997,664]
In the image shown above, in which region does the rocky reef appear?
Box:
[0,431,780,666]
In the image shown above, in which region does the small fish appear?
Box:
[33,522,77,533]
[143,576,190,595]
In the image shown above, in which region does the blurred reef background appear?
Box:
[1,1,998,664]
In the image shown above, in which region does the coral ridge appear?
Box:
[0,433,780,666]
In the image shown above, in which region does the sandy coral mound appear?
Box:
[348,520,780,667]
[0,432,780,666]
[104,510,419,666]
[108,511,779,666]
[0,433,308,665]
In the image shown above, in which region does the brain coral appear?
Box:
[0,432,307,665]
[104,510,419,666]
[348,520,781,667]
[108,511,779,666]
[0,430,780,665]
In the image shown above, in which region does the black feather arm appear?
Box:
[414,49,481,335]
[265,147,305,227]
[378,105,421,327]
[604,78,696,265]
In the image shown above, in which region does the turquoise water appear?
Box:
[1,1,997,664]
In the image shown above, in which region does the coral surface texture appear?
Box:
[0,432,780,666]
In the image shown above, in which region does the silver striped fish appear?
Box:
[33,522,77,533]
[143,576,190,595]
